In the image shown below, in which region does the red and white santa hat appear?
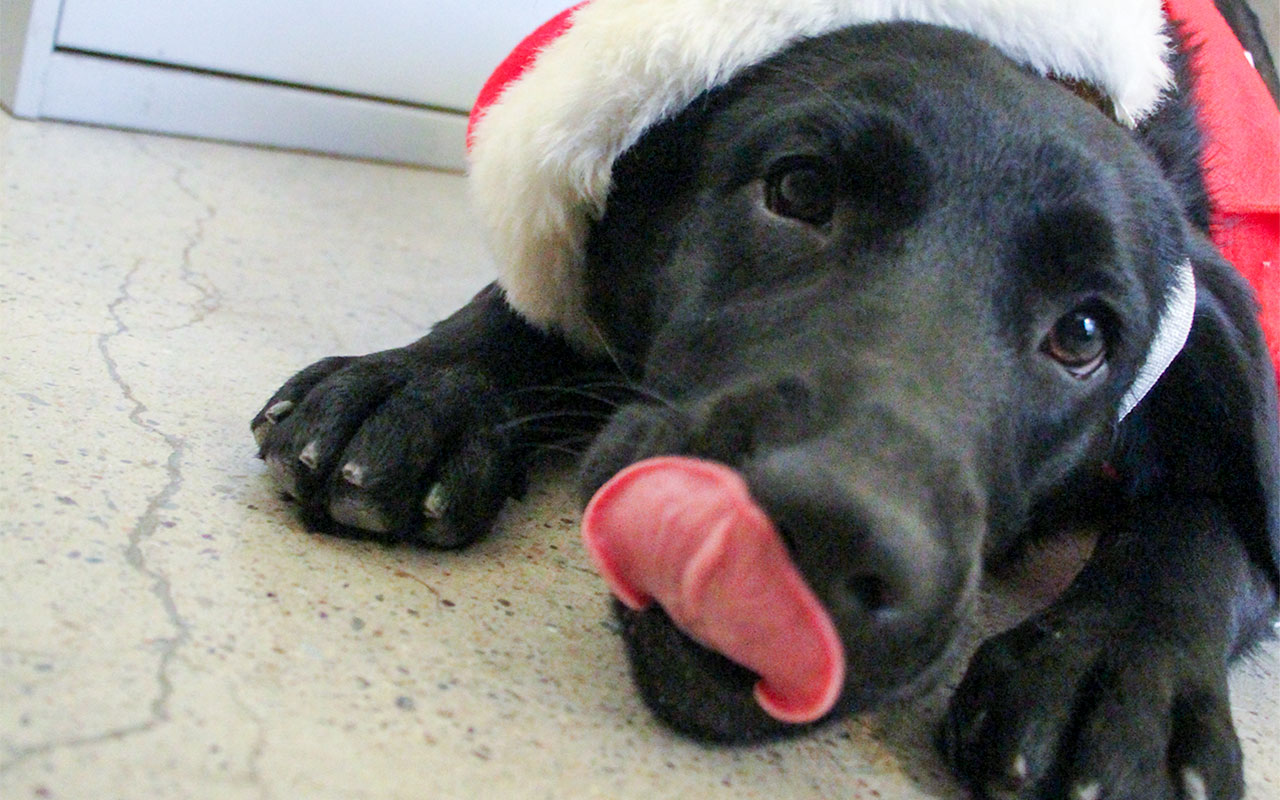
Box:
[466,0,1180,351]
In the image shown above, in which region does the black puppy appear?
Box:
[252,6,1280,799]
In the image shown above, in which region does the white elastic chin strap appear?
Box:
[1117,259,1197,422]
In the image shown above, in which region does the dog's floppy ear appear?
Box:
[1115,234,1280,605]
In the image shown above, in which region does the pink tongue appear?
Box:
[581,456,845,724]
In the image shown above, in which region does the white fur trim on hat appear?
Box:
[468,0,1175,351]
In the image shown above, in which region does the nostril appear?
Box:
[843,573,895,615]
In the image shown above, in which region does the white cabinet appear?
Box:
[1,0,575,169]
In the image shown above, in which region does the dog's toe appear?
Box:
[944,607,1244,800]
[264,453,301,499]
[252,400,296,447]
[327,484,394,534]
[1180,768,1208,800]
[942,628,1077,796]
[1167,690,1245,800]
[252,343,543,548]
[1055,667,1241,800]
[978,754,1029,800]
[252,357,353,443]
[411,431,527,548]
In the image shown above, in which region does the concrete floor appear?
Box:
[0,111,1276,800]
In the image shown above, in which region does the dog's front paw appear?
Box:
[251,347,527,548]
[941,605,1243,800]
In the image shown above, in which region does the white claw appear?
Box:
[1010,754,1029,783]
[1181,767,1208,800]
[1073,782,1101,800]
[424,483,448,519]
[298,440,320,471]
[342,462,367,488]
[265,400,295,423]
[983,755,1030,800]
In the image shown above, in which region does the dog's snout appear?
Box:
[761,453,949,619]
[747,431,980,705]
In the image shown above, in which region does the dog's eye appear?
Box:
[1043,310,1108,378]
[765,161,835,226]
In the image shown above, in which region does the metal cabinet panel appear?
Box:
[54,0,571,112]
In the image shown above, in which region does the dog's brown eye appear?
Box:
[1044,311,1108,378]
[765,162,835,226]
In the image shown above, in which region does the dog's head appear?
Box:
[570,23,1249,741]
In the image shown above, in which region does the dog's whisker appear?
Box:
[510,378,680,416]
[505,384,631,409]
[527,441,592,458]
[494,410,614,434]
[585,314,633,383]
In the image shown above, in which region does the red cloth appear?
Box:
[1165,0,1280,391]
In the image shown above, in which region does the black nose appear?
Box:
[745,431,982,707]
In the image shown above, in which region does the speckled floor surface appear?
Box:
[1,112,1276,800]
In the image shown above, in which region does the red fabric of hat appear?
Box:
[467,3,588,151]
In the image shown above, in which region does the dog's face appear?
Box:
[578,24,1194,740]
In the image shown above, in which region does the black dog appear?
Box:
[253,7,1280,799]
